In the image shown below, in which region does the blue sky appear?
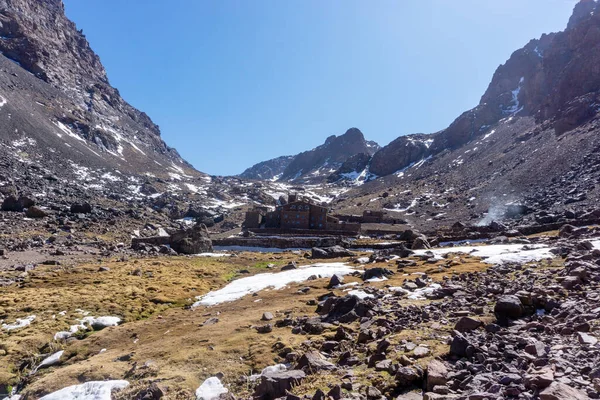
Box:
[63,0,578,176]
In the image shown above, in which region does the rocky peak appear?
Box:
[279,128,379,182]
[567,0,599,30]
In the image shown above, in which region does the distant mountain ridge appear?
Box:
[239,128,380,183]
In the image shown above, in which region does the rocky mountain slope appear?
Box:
[311,0,600,187]
[322,0,600,230]
[0,0,195,178]
[0,0,281,236]
[240,128,380,184]
[238,155,295,181]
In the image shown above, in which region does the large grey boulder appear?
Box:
[426,360,448,391]
[311,246,355,259]
[494,295,524,320]
[170,224,213,254]
[254,370,306,400]
[539,382,590,400]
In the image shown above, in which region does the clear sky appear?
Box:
[62,0,578,176]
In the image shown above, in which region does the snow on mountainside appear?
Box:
[238,155,294,181]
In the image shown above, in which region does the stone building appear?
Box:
[243,194,360,233]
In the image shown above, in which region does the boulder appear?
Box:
[261,312,274,321]
[327,274,344,288]
[426,360,448,391]
[494,295,523,320]
[539,382,590,400]
[396,366,423,387]
[311,246,355,259]
[449,331,472,358]
[169,224,213,254]
[70,202,92,214]
[318,295,371,323]
[454,317,482,333]
[25,206,47,218]
[254,370,306,400]
[295,351,335,373]
[2,195,35,212]
[411,235,431,250]
[362,267,394,281]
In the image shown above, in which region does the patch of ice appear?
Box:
[503,77,525,115]
[195,377,228,400]
[384,198,418,213]
[39,380,130,400]
[12,137,36,147]
[130,142,146,155]
[483,130,496,140]
[196,253,233,258]
[101,172,121,182]
[194,263,359,306]
[0,95,7,108]
[365,276,388,283]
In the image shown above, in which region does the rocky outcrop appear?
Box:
[370,134,432,177]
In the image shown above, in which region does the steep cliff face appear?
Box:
[0,0,193,177]
[370,0,600,176]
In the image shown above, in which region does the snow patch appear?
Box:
[195,377,228,400]
[503,77,525,115]
[55,121,86,143]
[34,351,64,372]
[413,243,554,265]
[348,290,374,299]
[194,263,359,306]
[2,315,35,331]
[39,380,130,400]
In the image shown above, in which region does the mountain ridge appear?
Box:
[239,127,380,183]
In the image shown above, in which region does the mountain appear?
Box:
[331,0,600,230]
[0,0,197,179]
[240,128,380,184]
[238,155,294,181]
[0,0,289,237]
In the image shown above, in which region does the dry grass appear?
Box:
[0,249,521,398]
